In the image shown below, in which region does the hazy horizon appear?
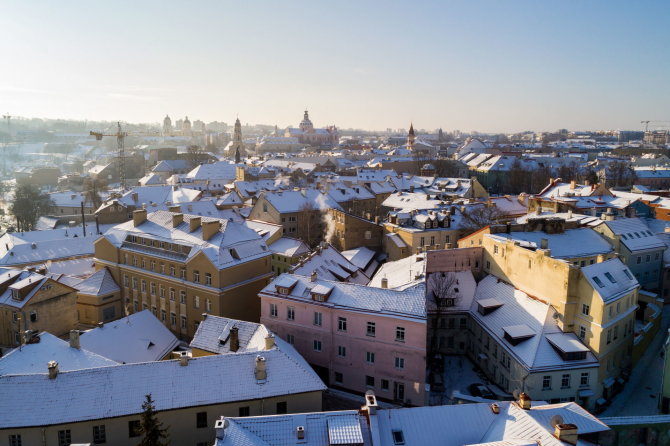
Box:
[2,0,669,133]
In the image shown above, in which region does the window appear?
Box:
[604,272,617,283]
[269,303,278,317]
[637,256,641,264]
[580,372,589,387]
[607,329,612,344]
[313,311,322,326]
[141,280,147,292]
[287,306,295,320]
[93,425,106,444]
[392,430,405,445]
[613,325,619,340]
[276,402,287,414]
[238,406,250,417]
[160,309,166,322]
[381,379,389,391]
[366,375,375,387]
[205,273,212,285]
[592,276,605,288]
[8,435,22,446]
[313,340,322,351]
[396,327,405,342]
[365,230,372,240]
[193,271,200,283]
[169,288,175,301]
[367,321,376,337]
[460,318,467,329]
[561,374,571,389]
[486,260,491,269]
[579,326,586,340]
[57,430,71,446]
[194,295,200,309]
[123,275,129,287]
[29,311,37,323]
[150,282,156,295]
[132,277,138,290]
[337,345,346,357]
[180,268,186,279]
[494,245,499,254]
[420,237,425,247]
[542,375,552,390]
[395,357,405,369]
[287,334,295,344]
[159,286,165,298]
[581,303,590,316]
[150,261,156,271]
[647,254,651,262]
[170,265,176,276]
[181,315,187,329]
[206,298,212,312]
[366,352,375,364]
[334,372,343,383]
[338,316,347,332]
[196,411,208,428]
[623,269,633,280]
[180,290,186,304]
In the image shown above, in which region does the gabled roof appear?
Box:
[79,310,179,363]
[0,332,118,376]
[74,267,119,296]
[581,258,639,303]
[598,217,666,252]
[262,189,343,213]
[292,244,369,285]
[269,237,310,257]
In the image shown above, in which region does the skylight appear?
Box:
[604,272,617,284]
[622,269,634,280]
[392,430,405,445]
[621,234,627,240]
[592,276,605,288]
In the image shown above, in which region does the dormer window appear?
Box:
[11,289,20,300]
[310,284,333,302]
[502,324,535,345]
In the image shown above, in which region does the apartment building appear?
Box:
[259,273,428,405]
[94,210,273,339]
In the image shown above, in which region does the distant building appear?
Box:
[285,110,338,147]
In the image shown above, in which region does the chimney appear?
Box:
[69,330,80,349]
[518,392,532,410]
[265,333,275,350]
[215,418,229,441]
[189,217,202,232]
[132,192,139,202]
[554,424,579,445]
[381,277,388,289]
[540,238,548,249]
[180,355,190,366]
[255,355,267,380]
[310,271,317,282]
[168,205,181,212]
[172,213,184,227]
[296,426,305,440]
[490,403,500,414]
[97,322,104,328]
[202,220,221,241]
[569,180,576,190]
[48,361,59,379]
[133,209,147,227]
[229,327,239,352]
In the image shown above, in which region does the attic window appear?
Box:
[229,249,240,260]
[477,298,503,315]
[592,276,605,288]
[622,270,633,280]
[604,272,617,284]
[502,324,535,345]
[392,430,405,445]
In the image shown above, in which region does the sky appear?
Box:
[1,0,669,133]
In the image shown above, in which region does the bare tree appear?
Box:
[296,202,326,248]
[427,272,459,360]
[460,205,505,233]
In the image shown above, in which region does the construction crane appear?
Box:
[641,120,670,132]
[90,122,159,190]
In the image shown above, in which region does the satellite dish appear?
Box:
[512,389,522,400]
[550,415,564,427]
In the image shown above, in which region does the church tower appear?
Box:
[163,115,172,136]
[182,116,192,136]
[407,122,416,149]
[229,117,245,159]
[299,110,314,133]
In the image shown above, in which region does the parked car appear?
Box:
[468,383,495,399]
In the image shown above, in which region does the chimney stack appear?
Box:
[230,327,239,352]
[296,426,305,440]
[540,238,548,250]
[189,217,202,232]
[180,354,190,366]
[518,392,532,410]
[215,418,229,441]
[255,355,267,380]
[48,361,59,379]
[265,333,275,350]
[69,330,80,349]
[569,180,576,190]
[132,209,147,227]
[310,271,317,282]
[554,424,579,445]
[172,213,184,228]
[381,277,388,289]
[202,220,221,241]
[168,205,181,212]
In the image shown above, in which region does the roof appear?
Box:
[269,237,310,257]
[186,161,239,181]
[190,315,270,355]
[487,228,613,260]
[341,247,378,277]
[0,345,325,429]
[0,332,118,376]
[292,244,369,285]
[599,218,666,252]
[369,254,427,289]
[262,189,343,213]
[215,400,608,446]
[580,258,639,303]
[79,310,179,363]
[73,267,119,296]
[261,273,426,319]
[0,228,101,266]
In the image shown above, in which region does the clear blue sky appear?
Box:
[1,0,668,132]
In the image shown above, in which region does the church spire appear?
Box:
[407,122,416,149]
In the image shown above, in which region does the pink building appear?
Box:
[259,273,428,406]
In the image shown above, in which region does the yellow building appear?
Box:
[93,210,273,340]
[0,268,78,347]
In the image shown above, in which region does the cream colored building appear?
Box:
[94,210,273,339]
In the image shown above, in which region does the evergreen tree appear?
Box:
[10,184,53,232]
[138,394,169,446]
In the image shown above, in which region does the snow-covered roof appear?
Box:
[102,211,270,269]
[73,267,119,296]
[369,254,427,289]
[269,237,310,257]
[292,244,369,285]
[113,185,202,207]
[0,228,100,266]
[486,228,613,260]
[261,273,426,319]
[263,189,343,213]
[0,342,325,429]
[341,246,378,276]
[599,218,666,252]
[152,159,190,172]
[186,161,239,181]
[79,310,179,363]
[581,258,639,303]
[0,332,118,376]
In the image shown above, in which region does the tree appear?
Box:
[461,204,505,233]
[137,394,169,446]
[83,177,107,210]
[296,202,326,248]
[10,184,53,232]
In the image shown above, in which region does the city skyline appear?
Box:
[1,0,669,133]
